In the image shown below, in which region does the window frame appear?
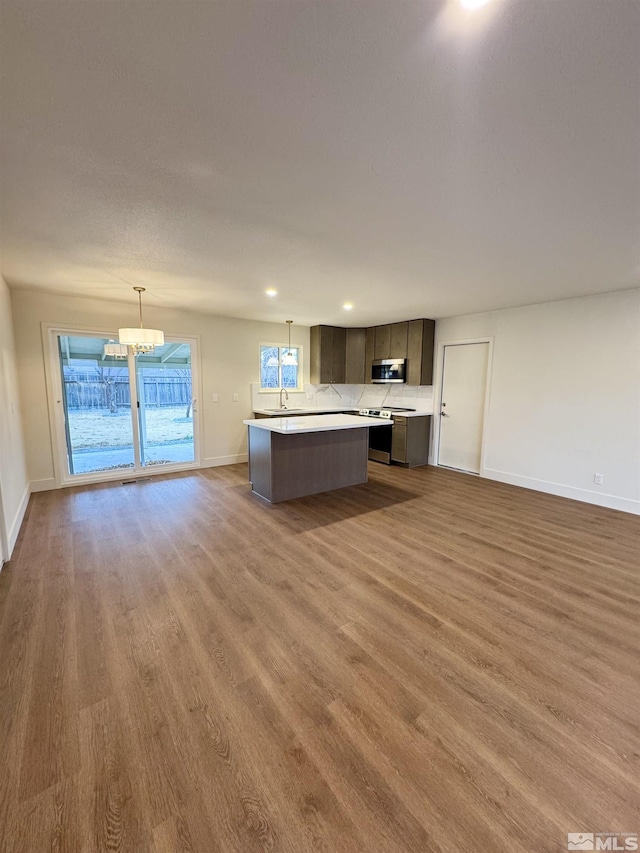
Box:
[259,342,303,392]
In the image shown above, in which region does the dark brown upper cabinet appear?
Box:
[390,322,408,359]
[310,325,346,384]
[374,324,391,360]
[406,319,435,386]
[365,328,375,384]
[331,327,346,383]
[345,327,366,384]
[373,322,409,360]
[311,318,435,386]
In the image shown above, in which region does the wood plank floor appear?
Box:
[0,463,638,852]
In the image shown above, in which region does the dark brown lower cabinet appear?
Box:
[391,415,431,468]
[247,425,369,502]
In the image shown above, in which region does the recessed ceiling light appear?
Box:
[265,289,277,297]
[343,303,353,311]
[460,0,493,9]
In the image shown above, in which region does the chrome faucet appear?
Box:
[279,387,289,409]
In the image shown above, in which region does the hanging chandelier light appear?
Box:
[118,287,164,354]
[282,320,298,365]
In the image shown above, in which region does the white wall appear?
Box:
[10,289,310,491]
[0,277,29,561]
[434,289,640,514]
[10,286,640,514]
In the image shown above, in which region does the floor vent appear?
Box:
[121,477,152,485]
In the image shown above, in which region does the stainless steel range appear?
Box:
[357,407,416,464]
[358,408,393,420]
[358,407,417,416]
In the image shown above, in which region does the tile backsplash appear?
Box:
[251,383,433,412]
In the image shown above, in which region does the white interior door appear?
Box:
[438,342,489,474]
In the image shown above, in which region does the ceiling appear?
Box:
[1,0,638,327]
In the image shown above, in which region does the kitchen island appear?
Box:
[243,413,391,503]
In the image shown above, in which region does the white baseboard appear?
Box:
[482,467,640,515]
[30,477,57,493]
[202,454,248,468]
[7,484,30,557]
[29,457,247,493]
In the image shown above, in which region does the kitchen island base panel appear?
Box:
[248,425,369,503]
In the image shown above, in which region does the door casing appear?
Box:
[0,485,8,566]
[433,336,494,475]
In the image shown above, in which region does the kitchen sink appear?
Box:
[263,408,305,413]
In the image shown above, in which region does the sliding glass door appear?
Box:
[135,343,195,467]
[52,332,198,483]
[57,335,136,475]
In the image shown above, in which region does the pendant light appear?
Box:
[282,320,298,365]
[118,287,164,354]
[103,341,128,358]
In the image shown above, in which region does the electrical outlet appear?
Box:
[212,393,219,403]
[233,393,239,402]
[594,473,604,485]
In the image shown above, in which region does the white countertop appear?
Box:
[244,413,393,434]
[252,406,349,416]
[384,409,433,418]
[252,406,433,418]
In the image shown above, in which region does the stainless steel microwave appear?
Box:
[372,358,406,383]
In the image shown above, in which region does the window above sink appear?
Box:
[259,344,302,392]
